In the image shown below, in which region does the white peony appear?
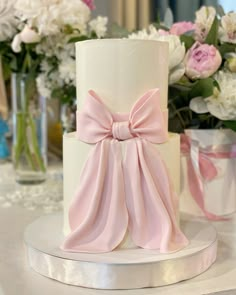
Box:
[14,0,90,36]
[0,0,19,41]
[128,25,185,84]
[156,34,185,84]
[190,71,236,120]
[195,6,216,42]
[59,57,76,85]
[89,16,108,38]
[219,12,236,44]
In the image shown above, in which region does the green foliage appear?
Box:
[110,23,130,38]
[223,121,236,131]
[218,42,236,57]
[215,5,225,17]
[68,35,91,43]
[51,85,76,106]
[168,77,223,133]
[188,77,216,99]
[205,17,219,46]
[180,35,195,50]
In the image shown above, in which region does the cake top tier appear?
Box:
[76,39,169,113]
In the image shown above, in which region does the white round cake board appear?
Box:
[24,212,217,290]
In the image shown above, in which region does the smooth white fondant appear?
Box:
[63,132,180,236]
[76,39,169,113]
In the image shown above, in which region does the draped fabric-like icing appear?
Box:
[61,89,188,253]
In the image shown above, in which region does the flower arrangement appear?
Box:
[0,0,108,180]
[0,0,108,105]
[129,6,236,132]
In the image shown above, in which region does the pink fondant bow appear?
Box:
[181,134,236,220]
[62,89,188,253]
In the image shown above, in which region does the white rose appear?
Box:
[190,71,236,120]
[195,6,216,42]
[219,12,236,44]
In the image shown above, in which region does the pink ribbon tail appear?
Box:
[61,139,128,253]
[124,139,188,253]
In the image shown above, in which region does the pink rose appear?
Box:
[82,0,95,10]
[185,42,222,79]
[170,21,195,36]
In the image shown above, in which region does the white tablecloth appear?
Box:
[1,163,236,295]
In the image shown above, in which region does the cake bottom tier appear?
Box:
[63,132,180,248]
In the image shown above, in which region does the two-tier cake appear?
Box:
[24,39,217,290]
[61,39,188,253]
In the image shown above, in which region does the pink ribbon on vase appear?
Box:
[0,58,8,119]
[61,89,188,253]
[181,134,236,220]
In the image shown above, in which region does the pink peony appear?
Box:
[185,42,222,79]
[170,21,195,36]
[82,0,95,10]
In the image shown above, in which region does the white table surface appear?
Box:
[1,164,236,294]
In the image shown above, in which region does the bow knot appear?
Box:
[112,121,133,140]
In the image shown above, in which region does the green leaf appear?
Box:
[216,5,225,17]
[68,35,89,43]
[218,42,236,58]
[152,22,169,32]
[180,35,195,50]
[164,7,174,28]
[205,16,219,46]
[223,120,236,131]
[188,78,216,99]
[110,23,130,38]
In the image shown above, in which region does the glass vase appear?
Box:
[11,73,47,184]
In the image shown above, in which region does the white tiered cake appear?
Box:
[62,39,184,250]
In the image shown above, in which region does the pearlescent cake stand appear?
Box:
[24,212,217,290]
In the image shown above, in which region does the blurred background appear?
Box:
[93,0,234,31]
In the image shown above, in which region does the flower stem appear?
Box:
[28,115,46,172]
